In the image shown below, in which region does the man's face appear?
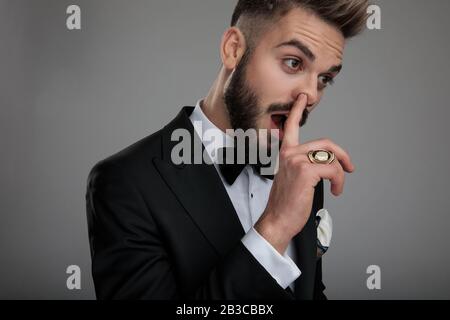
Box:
[224,7,345,148]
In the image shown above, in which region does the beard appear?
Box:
[223,49,310,150]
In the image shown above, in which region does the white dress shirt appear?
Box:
[189,99,301,291]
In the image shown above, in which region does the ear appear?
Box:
[220,27,247,70]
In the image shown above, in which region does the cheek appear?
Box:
[246,57,293,104]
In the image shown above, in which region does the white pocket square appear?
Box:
[315,208,333,258]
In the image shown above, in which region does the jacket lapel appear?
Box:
[153,107,245,258]
[153,107,323,299]
[293,178,324,299]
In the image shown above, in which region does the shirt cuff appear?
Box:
[241,227,301,289]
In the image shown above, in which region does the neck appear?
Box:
[201,67,232,133]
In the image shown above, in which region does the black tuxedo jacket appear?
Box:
[86,106,327,300]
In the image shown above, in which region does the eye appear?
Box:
[318,74,335,89]
[283,58,303,72]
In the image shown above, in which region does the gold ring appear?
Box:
[308,150,335,165]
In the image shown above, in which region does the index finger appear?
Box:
[282,93,308,148]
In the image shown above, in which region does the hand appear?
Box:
[254,93,355,255]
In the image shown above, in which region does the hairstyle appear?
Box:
[231,0,369,50]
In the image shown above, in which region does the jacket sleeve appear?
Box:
[86,160,294,300]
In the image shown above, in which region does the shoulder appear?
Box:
[87,128,164,188]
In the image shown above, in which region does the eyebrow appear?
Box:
[276,38,343,74]
[276,39,316,61]
[327,64,342,74]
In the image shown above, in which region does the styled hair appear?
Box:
[231,0,369,50]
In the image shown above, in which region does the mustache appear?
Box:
[266,101,310,127]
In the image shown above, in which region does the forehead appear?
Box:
[262,7,345,61]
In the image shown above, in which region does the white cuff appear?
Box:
[242,227,301,289]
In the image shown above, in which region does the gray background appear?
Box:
[1,0,449,299]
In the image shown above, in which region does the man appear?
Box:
[86,0,365,300]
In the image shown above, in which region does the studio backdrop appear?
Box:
[1,0,449,299]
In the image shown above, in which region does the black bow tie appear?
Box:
[217,147,275,185]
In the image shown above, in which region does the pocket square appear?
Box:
[315,208,333,258]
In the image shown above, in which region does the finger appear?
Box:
[282,93,308,148]
[310,162,345,196]
[286,154,346,196]
[305,140,355,173]
[285,140,355,173]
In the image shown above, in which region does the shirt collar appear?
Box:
[189,99,235,164]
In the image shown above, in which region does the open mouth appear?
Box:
[271,113,288,130]
[270,113,289,139]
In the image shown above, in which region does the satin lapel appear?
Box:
[153,107,245,258]
[293,178,324,299]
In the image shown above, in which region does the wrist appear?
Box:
[254,214,293,255]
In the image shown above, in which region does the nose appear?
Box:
[293,75,320,107]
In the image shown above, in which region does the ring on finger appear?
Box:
[308,150,336,165]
